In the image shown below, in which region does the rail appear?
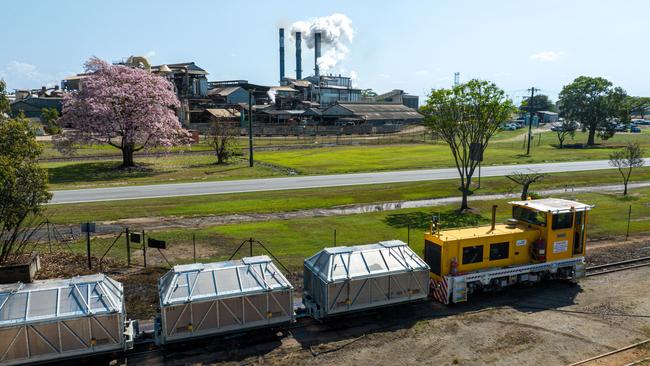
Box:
[586,256,650,277]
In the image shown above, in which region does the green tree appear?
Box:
[361,88,378,99]
[627,96,650,119]
[0,79,10,119]
[554,120,579,148]
[609,143,645,196]
[520,94,555,112]
[422,79,516,211]
[207,120,239,164]
[0,116,52,263]
[40,107,61,135]
[558,76,627,146]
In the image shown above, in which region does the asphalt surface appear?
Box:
[49,159,650,204]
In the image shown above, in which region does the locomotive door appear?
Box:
[572,211,585,255]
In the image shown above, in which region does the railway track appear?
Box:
[567,338,650,366]
[586,256,650,277]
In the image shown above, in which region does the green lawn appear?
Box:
[67,186,650,271]
[254,130,650,174]
[44,167,650,224]
[41,129,650,189]
[44,155,284,190]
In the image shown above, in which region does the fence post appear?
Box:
[334,229,337,247]
[193,233,196,263]
[626,205,632,241]
[142,230,147,269]
[126,228,131,267]
[407,224,410,247]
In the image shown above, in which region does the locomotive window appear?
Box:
[424,240,441,276]
[552,212,573,230]
[512,206,546,226]
[489,242,509,261]
[462,245,484,265]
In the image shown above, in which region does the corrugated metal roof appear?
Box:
[304,240,429,283]
[205,108,240,118]
[508,198,593,213]
[208,86,243,97]
[0,274,123,327]
[158,256,293,306]
[323,103,423,121]
[270,86,298,93]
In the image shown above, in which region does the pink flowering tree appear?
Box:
[56,58,188,168]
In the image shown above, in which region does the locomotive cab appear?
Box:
[509,198,591,263]
[424,198,592,304]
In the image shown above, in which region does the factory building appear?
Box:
[9,86,63,119]
[321,102,423,126]
[49,27,422,133]
[374,89,419,109]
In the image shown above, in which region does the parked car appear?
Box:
[502,123,518,131]
[631,126,642,133]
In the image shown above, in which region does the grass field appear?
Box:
[43,167,650,224]
[42,129,650,189]
[44,155,284,190]
[254,130,650,174]
[64,186,650,271]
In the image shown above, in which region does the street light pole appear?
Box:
[248,89,254,167]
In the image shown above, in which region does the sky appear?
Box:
[1,0,649,104]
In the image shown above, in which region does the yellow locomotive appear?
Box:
[424,198,592,304]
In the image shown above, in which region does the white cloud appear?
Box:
[530,51,563,62]
[378,73,390,79]
[144,50,157,59]
[5,61,42,80]
[415,70,430,76]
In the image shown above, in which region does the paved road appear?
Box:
[49,159,650,204]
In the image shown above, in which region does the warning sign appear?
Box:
[516,239,527,247]
[553,240,568,253]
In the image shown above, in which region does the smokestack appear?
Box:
[491,205,498,231]
[314,32,322,78]
[295,31,302,79]
[279,28,285,83]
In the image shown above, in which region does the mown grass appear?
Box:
[44,167,650,224]
[254,130,650,174]
[62,183,650,271]
[44,155,283,190]
[41,129,650,189]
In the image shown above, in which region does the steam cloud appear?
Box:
[290,13,354,73]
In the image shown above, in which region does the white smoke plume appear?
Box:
[290,13,354,73]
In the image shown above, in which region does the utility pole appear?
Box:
[248,89,254,167]
[526,87,540,155]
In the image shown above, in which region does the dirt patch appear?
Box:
[114,268,166,320]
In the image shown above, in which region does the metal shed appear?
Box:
[156,256,294,344]
[0,274,133,366]
[303,240,429,319]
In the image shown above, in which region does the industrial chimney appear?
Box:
[295,31,302,79]
[279,28,285,83]
[314,32,321,78]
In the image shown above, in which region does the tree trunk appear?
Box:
[587,128,596,146]
[121,146,135,168]
[623,181,628,196]
[521,183,530,200]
